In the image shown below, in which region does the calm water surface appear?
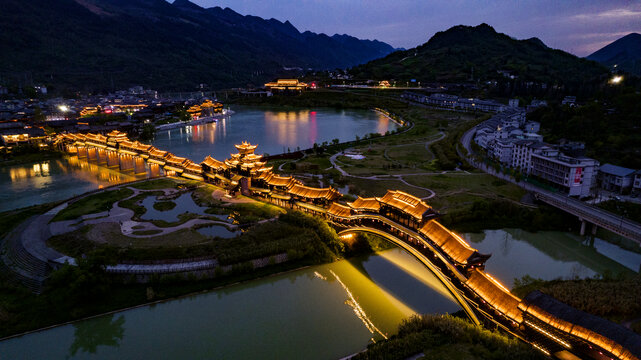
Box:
[0,249,458,360]
[0,230,638,359]
[0,107,395,212]
[0,157,145,212]
[152,106,398,161]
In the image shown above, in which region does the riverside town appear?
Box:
[1,1,640,359]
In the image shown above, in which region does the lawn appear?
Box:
[52,188,135,222]
[130,178,181,190]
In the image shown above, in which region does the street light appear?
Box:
[58,105,69,112]
[609,75,623,85]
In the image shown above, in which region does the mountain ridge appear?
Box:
[0,0,395,92]
[350,24,608,96]
[587,33,641,76]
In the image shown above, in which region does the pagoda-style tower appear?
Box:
[224,142,272,178]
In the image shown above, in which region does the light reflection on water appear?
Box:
[0,156,147,212]
[0,249,451,360]
[152,106,398,161]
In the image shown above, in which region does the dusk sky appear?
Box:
[191,0,641,56]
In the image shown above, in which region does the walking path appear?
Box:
[329,132,448,199]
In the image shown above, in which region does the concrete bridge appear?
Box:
[44,132,641,360]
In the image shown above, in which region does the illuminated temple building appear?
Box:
[264,79,308,92]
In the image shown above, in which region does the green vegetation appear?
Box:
[153,201,176,212]
[0,203,57,235]
[597,200,641,224]
[52,188,134,222]
[0,148,63,167]
[352,314,545,360]
[442,200,577,233]
[0,252,320,338]
[513,275,641,329]
[528,93,641,169]
[350,24,607,99]
[213,212,340,265]
[129,178,181,190]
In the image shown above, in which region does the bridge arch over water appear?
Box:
[337,226,481,326]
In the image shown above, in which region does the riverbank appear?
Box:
[512,275,641,335]
[350,314,545,360]
[0,193,385,339]
[0,149,63,168]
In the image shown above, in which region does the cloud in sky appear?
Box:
[191,0,641,56]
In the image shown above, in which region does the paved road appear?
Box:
[460,125,641,244]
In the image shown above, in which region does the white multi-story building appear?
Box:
[530,150,599,198]
[490,139,514,164]
[511,140,550,174]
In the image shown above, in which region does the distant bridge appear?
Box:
[44,131,641,360]
[460,124,641,245]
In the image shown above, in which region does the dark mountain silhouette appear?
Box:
[0,0,394,92]
[350,24,607,94]
[587,33,641,76]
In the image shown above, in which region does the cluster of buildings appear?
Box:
[474,106,599,197]
[0,85,228,148]
[474,102,641,199]
[402,92,509,113]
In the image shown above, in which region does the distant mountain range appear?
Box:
[587,33,641,76]
[0,0,395,92]
[350,24,608,94]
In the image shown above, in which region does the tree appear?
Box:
[139,123,156,141]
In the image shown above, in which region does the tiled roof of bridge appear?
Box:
[327,202,352,218]
[260,173,301,188]
[84,133,107,142]
[183,161,202,173]
[419,220,477,265]
[348,197,380,212]
[520,291,641,360]
[287,184,341,201]
[465,269,523,323]
[202,156,228,170]
[379,190,432,220]
[148,148,168,157]
[132,141,153,152]
[165,154,188,165]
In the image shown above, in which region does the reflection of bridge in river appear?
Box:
[55,131,641,360]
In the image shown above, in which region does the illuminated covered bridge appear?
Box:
[54,133,641,360]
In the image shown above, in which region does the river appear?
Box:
[1,229,638,359]
[0,106,396,212]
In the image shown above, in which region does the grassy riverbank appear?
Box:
[512,274,641,333]
[1,208,363,338]
[352,314,545,360]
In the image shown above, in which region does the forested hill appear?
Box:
[0,0,394,92]
[350,24,608,97]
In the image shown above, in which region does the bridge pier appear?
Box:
[149,163,161,177]
[580,219,586,236]
[119,154,134,171]
[97,149,108,164]
[134,157,146,175]
[77,146,87,158]
[107,151,119,167]
[87,147,98,161]
[592,223,598,236]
